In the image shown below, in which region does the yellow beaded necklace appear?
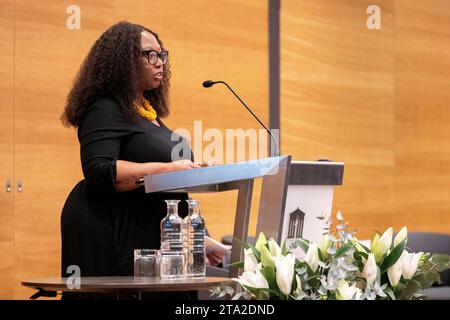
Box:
[135,98,157,121]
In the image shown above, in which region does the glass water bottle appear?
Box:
[160,200,184,279]
[184,199,206,277]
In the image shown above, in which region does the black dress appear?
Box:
[61,97,195,300]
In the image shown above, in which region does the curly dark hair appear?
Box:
[61,21,171,127]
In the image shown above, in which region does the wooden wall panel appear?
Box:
[0,0,15,300]
[8,0,267,299]
[13,0,116,299]
[394,0,450,232]
[281,0,395,238]
[3,0,449,300]
[281,0,450,239]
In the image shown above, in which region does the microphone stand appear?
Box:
[203,80,280,157]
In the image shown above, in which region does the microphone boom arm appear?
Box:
[204,80,279,156]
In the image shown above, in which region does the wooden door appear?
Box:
[0,0,15,300]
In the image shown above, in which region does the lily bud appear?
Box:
[380,227,393,253]
[292,274,306,300]
[260,245,276,268]
[268,239,282,258]
[336,280,363,300]
[402,251,423,279]
[387,252,404,287]
[244,248,259,273]
[362,253,378,286]
[304,243,319,273]
[255,232,267,253]
[393,226,408,248]
[371,234,384,263]
[318,235,332,259]
[275,253,296,296]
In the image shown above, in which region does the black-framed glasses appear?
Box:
[141,50,169,65]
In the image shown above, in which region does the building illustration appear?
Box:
[287,207,306,239]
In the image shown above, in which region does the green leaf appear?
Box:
[381,240,406,273]
[334,243,353,258]
[232,237,261,260]
[353,250,368,261]
[414,259,441,289]
[400,279,421,300]
[293,238,311,254]
[317,247,324,261]
[394,281,406,299]
[430,254,450,272]
[358,242,371,253]
[281,241,288,256]
[384,287,396,300]
[254,288,270,300]
[261,265,278,290]
[225,261,244,269]
[267,288,286,299]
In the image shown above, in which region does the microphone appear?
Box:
[202,80,279,156]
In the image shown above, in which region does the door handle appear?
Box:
[6,179,12,193]
[17,179,23,193]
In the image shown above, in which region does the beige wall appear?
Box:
[281,0,450,239]
[1,0,449,300]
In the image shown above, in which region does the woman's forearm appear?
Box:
[115,160,171,192]
[115,159,201,192]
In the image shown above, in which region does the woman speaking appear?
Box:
[60,21,202,299]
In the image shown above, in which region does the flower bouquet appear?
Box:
[211,212,450,300]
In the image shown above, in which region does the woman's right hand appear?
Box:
[169,159,200,172]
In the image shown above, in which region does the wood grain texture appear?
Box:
[0,0,15,300]
[8,0,268,299]
[13,0,116,299]
[394,0,450,233]
[281,0,450,239]
[8,0,450,300]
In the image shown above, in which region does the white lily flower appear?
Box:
[233,269,269,289]
[387,252,404,287]
[244,248,259,273]
[268,239,282,258]
[380,227,393,253]
[336,280,363,300]
[304,243,319,273]
[318,235,332,259]
[362,253,377,286]
[393,226,408,248]
[275,253,296,296]
[402,251,423,279]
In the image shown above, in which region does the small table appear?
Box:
[22,276,232,300]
